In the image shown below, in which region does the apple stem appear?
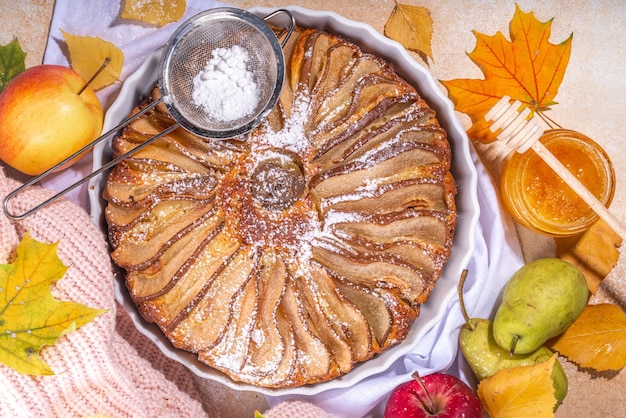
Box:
[457,269,474,330]
[509,335,519,356]
[411,371,436,415]
[77,57,111,95]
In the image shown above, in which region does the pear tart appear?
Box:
[104,26,457,388]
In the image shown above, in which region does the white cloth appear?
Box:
[40,1,525,417]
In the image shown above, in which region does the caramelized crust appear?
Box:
[104,26,457,388]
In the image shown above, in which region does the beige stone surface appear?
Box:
[0,0,54,68]
[2,0,624,416]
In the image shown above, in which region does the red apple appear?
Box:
[384,372,483,418]
[0,64,103,175]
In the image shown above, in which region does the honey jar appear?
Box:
[500,129,615,237]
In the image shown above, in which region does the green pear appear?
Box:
[493,258,588,355]
[459,318,568,408]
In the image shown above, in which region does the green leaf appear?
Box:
[0,37,26,93]
[0,232,108,375]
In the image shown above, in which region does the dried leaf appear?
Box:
[121,0,186,27]
[440,4,572,142]
[0,233,107,375]
[61,30,124,91]
[549,303,626,371]
[384,2,433,62]
[0,37,26,93]
[478,354,557,417]
[556,219,622,293]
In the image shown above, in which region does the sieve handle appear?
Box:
[2,98,175,220]
[262,9,296,48]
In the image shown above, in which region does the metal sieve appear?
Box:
[160,7,290,138]
[3,7,295,220]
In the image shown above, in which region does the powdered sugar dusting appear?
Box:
[192,45,260,122]
[252,94,312,156]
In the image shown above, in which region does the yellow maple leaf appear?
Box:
[61,30,124,91]
[478,354,557,417]
[384,2,433,62]
[556,219,622,293]
[0,233,107,375]
[440,4,572,142]
[549,303,626,371]
[121,0,186,27]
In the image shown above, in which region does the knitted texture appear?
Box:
[0,167,206,418]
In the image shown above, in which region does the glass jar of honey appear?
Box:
[500,129,615,237]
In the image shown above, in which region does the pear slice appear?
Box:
[303,263,372,363]
[312,55,386,127]
[311,42,359,100]
[242,254,288,377]
[124,211,222,299]
[311,243,426,305]
[335,281,392,347]
[110,200,217,270]
[280,279,331,382]
[167,245,255,351]
[248,307,297,387]
[320,181,449,217]
[289,28,317,92]
[199,275,258,374]
[138,225,238,333]
[311,146,440,200]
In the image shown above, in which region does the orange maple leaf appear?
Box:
[440,4,572,142]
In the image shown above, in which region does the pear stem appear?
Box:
[412,371,436,415]
[77,56,110,95]
[509,335,520,356]
[457,269,474,330]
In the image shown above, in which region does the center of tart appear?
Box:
[218,150,318,250]
[250,155,305,211]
